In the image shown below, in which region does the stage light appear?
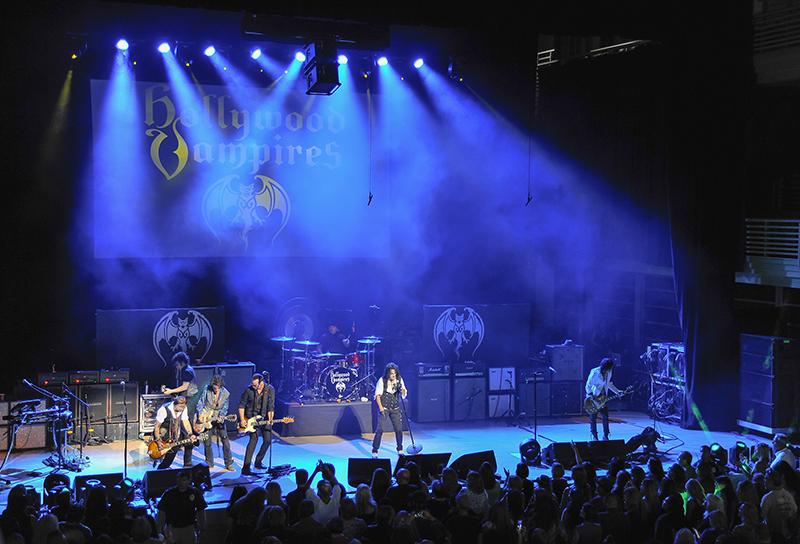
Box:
[295,51,306,62]
[116,39,129,51]
[67,34,87,60]
[710,442,728,466]
[157,42,171,54]
[448,58,465,81]
[338,54,348,65]
[413,58,424,69]
[250,47,262,60]
[203,46,216,57]
[519,438,541,465]
[377,56,388,67]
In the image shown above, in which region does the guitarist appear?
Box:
[153,396,198,470]
[585,358,622,442]
[237,372,275,476]
[196,375,234,471]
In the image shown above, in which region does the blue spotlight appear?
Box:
[295,50,306,62]
[337,54,348,65]
[116,39,129,51]
[157,42,171,54]
[413,58,424,69]
[377,56,388,67]
[203,45,216,57]
[250,47,262,60]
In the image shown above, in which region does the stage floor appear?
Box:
[0,410,769,512]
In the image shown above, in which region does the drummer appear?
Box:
[317,323,351,356]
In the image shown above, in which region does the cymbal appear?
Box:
[296,340,320,346]
[317,352,343,358]
[283,348,305,353]
[271,336,294,342]
[358,338,381,344]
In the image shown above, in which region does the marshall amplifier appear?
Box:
[453,361,486,377]
[415,363,451,378]
[38,371,69,387]
[69,371,100,385]
[99,370,130,384]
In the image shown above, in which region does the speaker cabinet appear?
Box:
[449,450,497,480]
[518,381,551,417]
[588,440,628,463]
[488,394,515,419]
[543,441,590,468]
[143,468,183,500]
[347,458,393,488]
[139,394,172,435]
[452,377,486,421]
[395,453,452,479]
[551,381,583,415]
[409,378,450,422]
[547,345,584,381]
[79,384,110,423]
[109,382,139,423]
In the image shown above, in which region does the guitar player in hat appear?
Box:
[153,396,199,470]
[585,357,622,442]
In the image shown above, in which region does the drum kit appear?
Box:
[270,335,383,401]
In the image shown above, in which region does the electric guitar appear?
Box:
[197,409,238,430]
[584,386,634,414]
[237,416,295,435]
[148,432,209,460]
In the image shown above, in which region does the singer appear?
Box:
[372,363,407,458]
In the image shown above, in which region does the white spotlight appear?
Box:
[250,47,262,60]
[157,42,171,54]
[413,58,424,69]
[337,54,348,65]
[116,39,129,51]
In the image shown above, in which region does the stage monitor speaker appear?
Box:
[109,382,139,423]
[488,394,515,419]
[74,472,124,501]
[143,468,183,500]
[13,424,47,450]
[452,377,486,421]
[395,452,452,480]
[518,381,551,418]
[347,458,393,488]
[551,381,583,415]
[588,440,628,463]
[191,463,212,492]
[409,378,450,422]
[449,450,497,480]
[543,441,590,468]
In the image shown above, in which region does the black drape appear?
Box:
[537,7,750,430]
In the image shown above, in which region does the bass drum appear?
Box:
[319,365,358,400]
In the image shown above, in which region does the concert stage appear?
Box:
[0,410,771,541]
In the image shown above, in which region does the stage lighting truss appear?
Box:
[302,39,342,96]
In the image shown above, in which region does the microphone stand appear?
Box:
[62,384,90,470]
[122,380,128,479]
[398,383,422,455]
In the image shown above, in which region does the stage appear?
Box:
[1,408,769,543]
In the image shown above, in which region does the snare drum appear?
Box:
[319,365,358,399]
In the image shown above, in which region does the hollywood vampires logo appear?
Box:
[153,310,213,365]
[433,307,485,361]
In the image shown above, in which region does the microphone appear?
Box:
[120,380,125,385]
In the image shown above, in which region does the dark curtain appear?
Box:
[537,13,750,430]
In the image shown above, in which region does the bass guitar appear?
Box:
[148,432,209,460]
[237,416,295,436]
[584,386,634,414]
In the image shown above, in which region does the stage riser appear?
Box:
[277,399,408,437]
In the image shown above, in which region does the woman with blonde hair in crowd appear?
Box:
[355,484,377,525]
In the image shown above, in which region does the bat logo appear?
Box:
[202,174,291,250]
[433,307,485,362]
[153,310,213,366]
